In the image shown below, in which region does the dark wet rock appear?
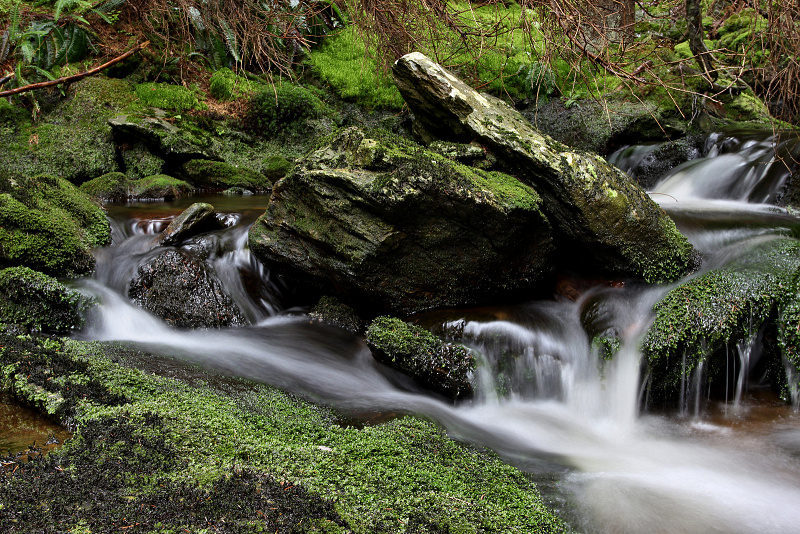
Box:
[624,138,703,190]
[222,187,254,196]
[181,159,271,192]
[109,112,217,160]
[0,266,96,333]
[158,203,223,246]
[248,127,554,315]
[310,295,365,334]
[130,174,193,200]
[79,172,130,202]
[128,249,245,328]
[0,174,110,276]
[392,52,698,283]
[642,238,800,402]
[522,98,687,156]
[366,316,474,398]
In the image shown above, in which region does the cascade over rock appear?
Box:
[392,52,698,282]
[248,127,554,314]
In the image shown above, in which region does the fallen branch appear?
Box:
[0,41,150,98]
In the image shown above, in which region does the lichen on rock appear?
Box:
[392,52,698,283]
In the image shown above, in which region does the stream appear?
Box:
[65,130,800,532]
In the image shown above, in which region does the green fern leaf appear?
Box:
[218,19,241,63]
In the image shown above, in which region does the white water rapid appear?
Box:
[80,131,800,533]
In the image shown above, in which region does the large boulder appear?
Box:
[0,174,111,276]
[642,238,800,402]
[128,249,246,329]
[248,127,554,314]
[393,53,698,283]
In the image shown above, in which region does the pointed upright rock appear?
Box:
[393,52,698,282]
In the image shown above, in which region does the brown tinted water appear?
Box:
[0,393,71,457]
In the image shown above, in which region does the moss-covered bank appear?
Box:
[0,332,565,533]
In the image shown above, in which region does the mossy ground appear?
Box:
[0,332,565,533]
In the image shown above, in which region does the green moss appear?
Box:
[121,142,165,180]
[0,333,565,533]
[308,27,405,110]
[246,83,334,138]
[182,159,271,191]
[209,68,259,101]
[79,172,130,202]
[130,174,193,200]
[0,174,110,276]
[643,238,800,399]
[135,82,205,112]
[366,316,475,398]
[0,266,95,333]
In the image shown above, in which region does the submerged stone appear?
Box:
[366,316,474,398]
[392,52,698,283]
[128,249,246,329]
[248,127,554,314]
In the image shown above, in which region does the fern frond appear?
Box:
[218,19,241,63]
[93,0,127,13]
[54,0,81,22]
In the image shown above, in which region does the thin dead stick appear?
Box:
[0,41,150,98]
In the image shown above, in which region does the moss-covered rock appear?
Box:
[134,82,204,112]
[109,113,217,161]
[181,159,271,192]
[120,141,165,180]
[0,77,133,183]
[367,316,475,398]
[642,238,800,401]
[0,332,565,533]
[249,127,554,315]
[130,174,193,200]
[310,295,365,334]
[0,267,95,333]
[393,53,699,283]
[0,174,110,276]
[79,172,130,202]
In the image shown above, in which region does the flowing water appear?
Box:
[71,130,800,533]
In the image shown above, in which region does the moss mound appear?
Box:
[0,77,135,184]
[130,174,193,200]
[135,82,204,112]
[0,267,95,333]
[0,333,565,533]
[0,174,110,276]
[79,172,130,202]
[182,159,272,192]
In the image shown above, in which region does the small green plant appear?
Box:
[134,82,203,112]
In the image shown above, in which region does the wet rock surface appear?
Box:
[366,316,474,399]
[249,127,554,314]
[158,203,223,246]
[392,52,698,283]
[128,249,245,328]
